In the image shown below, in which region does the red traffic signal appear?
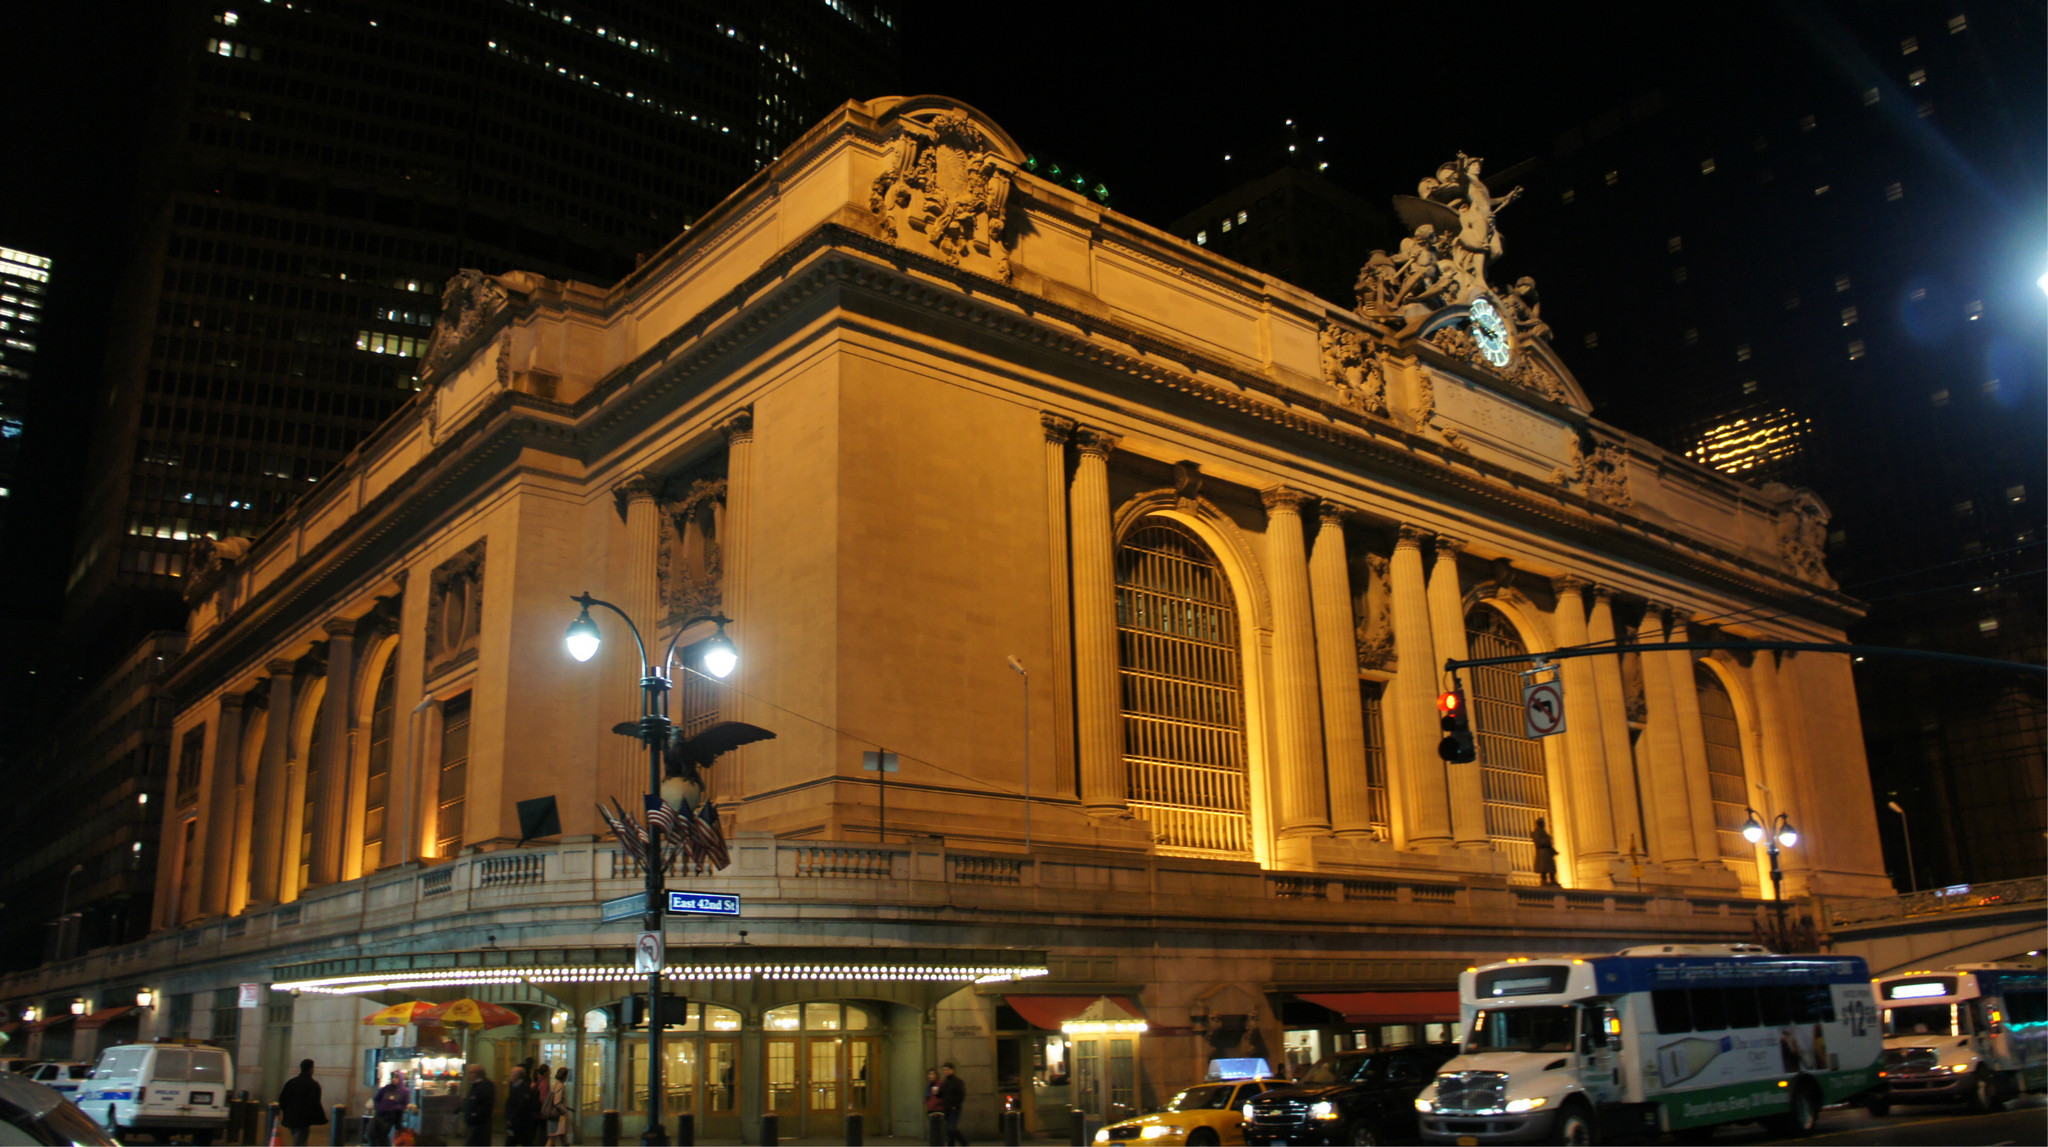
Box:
[1438,687,1477,763]
[1437,690,1463,716]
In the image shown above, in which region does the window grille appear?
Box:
[362,653,396,873]
[296,704,325,894]
[1358,680,1391,836]
[1116,520,1249,857]
[1696,665,1756,883]
[1465,608,1552,879]
[437,693,471,857]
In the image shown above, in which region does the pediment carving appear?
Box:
[420,270,512,382]
[1317,321,1388,416]
[1764,483,1835,589]
[657,475,728,623]
[869,107,1016,282]
[1353,551,1394,671]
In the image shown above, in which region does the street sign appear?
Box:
[860,751,898,772]
[1522,678,1565,738]
[634,931,665,973]
[666,890,742,917]
[600,893,644,923]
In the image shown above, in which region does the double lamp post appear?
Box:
[566,592,737,1146]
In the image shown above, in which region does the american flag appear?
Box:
[596,799,650,870]
[691,797,732,871]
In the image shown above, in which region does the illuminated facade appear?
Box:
[2,99,1895,1141]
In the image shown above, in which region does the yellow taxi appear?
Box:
[1094,1077,1289,1146]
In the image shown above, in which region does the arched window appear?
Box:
[1695,664,1755,878]
[1465,608,1553,878]
[361,652,397,873]
[296,704,325,895]
[1116,519,1249,857]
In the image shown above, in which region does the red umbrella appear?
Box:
[361,1001,440,1026]
[417,999,523,1030]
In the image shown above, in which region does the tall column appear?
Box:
[1070,427,1126,813]
[616,473,661,803]
[1747,650,1813,888]
[1635,608,1697,868]
[247,661,296,906]
[718,412,756,792]
[309,617,357,888]
[197,693,247,917]
[1390,525,1450,847]
[1587,588,1644,860]
[1263,488,1330,837]
[1040,415,1079,798]
[1310,505,1373,839]
[1665,614,1724,868]
[1426,536,1487,848]
[1551,578,1617,876]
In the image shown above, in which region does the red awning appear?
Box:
[24,1014,74,1033]
[1004,995,1144,1031]
[76,1006,135,1030]
[1297,991,1461,1024]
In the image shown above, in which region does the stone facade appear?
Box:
[1,98,1893,1142]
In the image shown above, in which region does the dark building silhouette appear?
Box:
[1507,2,2045,888]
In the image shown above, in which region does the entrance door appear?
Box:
[846,1037,881,1129]
[767,1037,801,1128]
[805,1036,843,1135]
[703,1038,740,1141]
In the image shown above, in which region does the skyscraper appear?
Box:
[61,0,899,655]
[0,246,51,538]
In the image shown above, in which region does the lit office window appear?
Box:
[2006,485,2026,504]
[1700,158,1716,174]
[1948,14,1967,33]
[1667,236,1684,254]
[1900,35,1918,53]
[1840,306,1859,326]
[1735,344,1752,362]
[1847,340,1866,360]
[1978,618,1999,634]
[1885,182,1905,201]
[1834,274,1852,292]
[1862,88,1880,105]
[1930,389,1950,407]
[1908,68,1927,86]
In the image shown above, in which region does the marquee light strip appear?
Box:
[273,964,1049,994]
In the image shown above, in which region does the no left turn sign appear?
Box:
[1522,679,1565,739]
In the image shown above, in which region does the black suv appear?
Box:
[1243,1044,1459,1146]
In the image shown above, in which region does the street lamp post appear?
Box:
[1742,807,1800,938]
[1885,800,1917,894]
[566,592,737,1146]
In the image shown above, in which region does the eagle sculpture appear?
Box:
[611,719,777,787]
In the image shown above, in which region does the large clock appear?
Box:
[1468,297,1512,368]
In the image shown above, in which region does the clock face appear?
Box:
[1469,297,1512,368]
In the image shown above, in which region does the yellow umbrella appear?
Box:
[419,999,523,1030]
[362,1000,440,1026]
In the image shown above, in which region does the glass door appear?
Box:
[767,1037,801,1126]
[806,1036,843,1135]
[847,1037,881,1127]
[703,1039,740,1141]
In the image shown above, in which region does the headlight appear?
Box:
[1140,1128,1175,1140]
[1094,1132,1109,1144]
[1309,1101,1337,1120]
[1504,1097,1547,1114]
[1242,1104,1256,1120]
[1414,1098,1434,1113]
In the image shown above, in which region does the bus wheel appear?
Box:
[1968,1068,2006,1113]
[1551,1102,1594,1146]
[1767,1080,1820,1137]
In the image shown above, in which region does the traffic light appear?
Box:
[1438,687,1476,763]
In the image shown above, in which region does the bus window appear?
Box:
[1690,988,1728,1032]
[1725,986,1761,1030]
[1652,990,1692,1034]
[1758,984,1792,1026]
[2005,987,2048,1026]
[1790,984,1835,1023]
[1885,1003,1954,1037]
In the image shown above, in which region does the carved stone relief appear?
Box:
[1585,443,1634,510]
[420,270,512,381]
[870,109,1015,282]
[1353,551,1394,671]
[658,475,727,622]
[424,538,487,677]
[1764,483,1835,589]
[1317,321,1388,416]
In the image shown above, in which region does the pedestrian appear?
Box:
[372,1070,411,1146]
[544,1066,573,1146]
[1532,817,1559,887]
[938,1061,967,1146]
[506,1066,540,1146]
[923,1067,941,1117]
[276,1059,327,1147]
[464,1062,497,1146]
[532,1062,550,1144]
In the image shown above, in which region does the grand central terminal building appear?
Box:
[2,97,1896,1142]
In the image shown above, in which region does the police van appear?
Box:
[78,1039,234,1144]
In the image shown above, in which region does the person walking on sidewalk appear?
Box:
[544,1067,573,1146]
[464,1063,497,1146]
[371,1071,411,1146]
[277,1059,327,1147]
[938,1062,967,1146]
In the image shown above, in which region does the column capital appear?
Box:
[1040,412,1077,444]
[1074,426,1120,459]
[265,658,297,677]
[1317,500,1353,527]
[1590,583,1616,604]
[615,472,660,505]
[219,691,250,712]
[1433,534,1468,560]
[719,409,754,444]
[1550,574,1591,598]
[1395,523,1430,549]
[321,615,361,638]
[1260,486,1311,515]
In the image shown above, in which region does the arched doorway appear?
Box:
[1115,519,1251,858]
[1464,607,1554,880]
[762,1002,882,1139]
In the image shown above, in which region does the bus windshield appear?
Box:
[1463,1006,1576,1054]
[1886,1004,1958,1037]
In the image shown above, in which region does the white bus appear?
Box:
[1873,962,2047,1114]
[1415,945,1881,1144]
